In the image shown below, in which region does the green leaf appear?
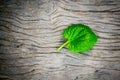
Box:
[57,23,98,53]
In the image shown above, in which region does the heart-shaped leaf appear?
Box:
[57,24,98,53]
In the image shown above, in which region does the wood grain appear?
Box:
[0,0,120,80]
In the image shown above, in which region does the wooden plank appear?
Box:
[0,0,120,80]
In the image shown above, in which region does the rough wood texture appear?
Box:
[0,0,120,80]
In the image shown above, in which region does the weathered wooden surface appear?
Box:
[0,0,120,80]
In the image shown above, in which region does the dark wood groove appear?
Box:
[60,6,120,12]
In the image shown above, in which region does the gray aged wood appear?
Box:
[0,0,120,80]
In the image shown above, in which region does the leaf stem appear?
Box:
[57,40,69,52]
